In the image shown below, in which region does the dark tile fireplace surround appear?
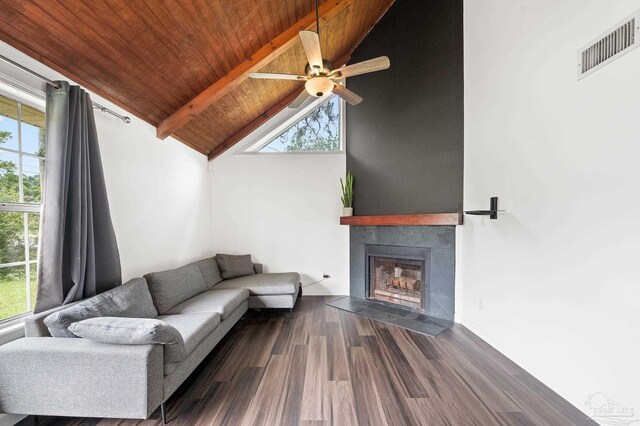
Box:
[350,226,455,322]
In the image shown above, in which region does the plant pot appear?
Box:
[342,207,353,217]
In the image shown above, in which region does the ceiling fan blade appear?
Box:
[333,84,363,106]
[249,72,307,81]
[299,30,324,72]
[331,56,390,78]
[288,90,312,109]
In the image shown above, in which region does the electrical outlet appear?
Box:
[478,298,484,311]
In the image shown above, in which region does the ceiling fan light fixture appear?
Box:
[305,76,333,97]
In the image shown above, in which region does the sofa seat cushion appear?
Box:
[144,264,208,314]
[44,278,158,338]
[166,288,249,320]
[157,312,220,356]
[215,273,300,296]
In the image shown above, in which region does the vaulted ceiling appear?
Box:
[0,0,393,159]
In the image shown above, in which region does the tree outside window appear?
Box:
[258,95,341,153]
[0,93,45,321]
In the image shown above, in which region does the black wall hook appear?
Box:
[464,197,499,219]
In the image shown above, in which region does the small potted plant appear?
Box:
[340,171,354,216]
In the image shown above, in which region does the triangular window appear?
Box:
[247,95,342,153]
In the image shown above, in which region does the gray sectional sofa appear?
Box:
[0,256,300,422]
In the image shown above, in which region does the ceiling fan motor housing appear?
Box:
[305,59,334,77]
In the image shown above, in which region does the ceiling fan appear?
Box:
[248,0,390,108]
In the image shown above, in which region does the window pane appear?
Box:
[22,155,44,203]
[0,150,20,202]
[0,212,26,264]
[0,95,19,152]
[0,264,28,320]
[258,96,341,153]
[28,213,40,260]
[21,103,45,156]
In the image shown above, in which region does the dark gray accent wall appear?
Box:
[346,0,463,215]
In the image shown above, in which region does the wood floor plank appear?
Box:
[328,381,358,425]
[360,335,418,425]
[41,297,595,426]
[324,299,340,323]
[270,316,293,355]
[405,398,454,426]
[354,314,376,336]
[326,322,350,381]
[300,335,330,421]
[242,355,290,425]
[212,366,265,425]
[280,344,308,424]
[374,327,430,398]
[338,306,362,347]
[348,346,389,426]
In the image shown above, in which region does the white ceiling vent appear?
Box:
[577,10,640,80]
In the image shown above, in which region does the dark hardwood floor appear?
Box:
[41,296,594,426]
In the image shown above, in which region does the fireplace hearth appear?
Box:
[365,244,430,313]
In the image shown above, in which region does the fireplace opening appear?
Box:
[365,245,430,313]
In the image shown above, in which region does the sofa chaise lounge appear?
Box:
[0,255,300,422]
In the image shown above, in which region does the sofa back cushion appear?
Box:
[191,257,223,289]
[215,254,256,279]
[68,317,187,364]
[144,264,207,314]
[44,278,158,338]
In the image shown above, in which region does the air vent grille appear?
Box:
[578,10,640,80]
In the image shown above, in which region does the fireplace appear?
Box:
[365,244,430,313]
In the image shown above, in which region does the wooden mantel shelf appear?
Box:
[340,213,463,226]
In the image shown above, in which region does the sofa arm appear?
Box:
[253,263,263,274]
[0,337,163,419]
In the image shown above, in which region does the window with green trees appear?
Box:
[0,93,45,321]
[257,95,341,153]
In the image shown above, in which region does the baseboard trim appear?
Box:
[456,314,589,417]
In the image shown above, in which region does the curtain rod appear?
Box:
[0,54,131,124]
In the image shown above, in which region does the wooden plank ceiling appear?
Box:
[0,0,393,159]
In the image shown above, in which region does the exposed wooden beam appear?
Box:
[207,53,351,161]
[157,0,355,140]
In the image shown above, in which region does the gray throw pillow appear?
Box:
[144,264,208,314]
[44,278,158,338]
[68,317,187,364]
[215,254,256,279]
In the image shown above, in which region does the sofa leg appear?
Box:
[161,401,167,425]
[289,307,293,319]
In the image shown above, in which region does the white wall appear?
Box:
[209,148,349,295]
[461,0,640,416]
[0,42,212,281]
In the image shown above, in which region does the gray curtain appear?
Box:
[34,81,121,313]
